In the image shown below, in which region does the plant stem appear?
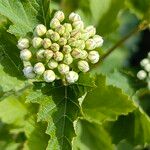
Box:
[94,21,150,68]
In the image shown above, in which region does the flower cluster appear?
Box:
[137,52,150,88]
[17,11,103,84]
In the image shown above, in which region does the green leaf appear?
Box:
[27,74,95,149]
[82,74,136,123]
[73,119,114,150]
[0,0,39,36]
[106,108,150,146]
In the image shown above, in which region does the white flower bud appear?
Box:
[93,35,103,47]
[63,32,70,40]
[80,32,91,41]
[55,25,65,35]
[72,20,84,30]
[17,38,29,50]
[63,23,72,33]
[63,45,72,53]
[23,66,35,79]
[48,59,58,69]
[20,49,32,61]
[36,49,45,60]
[140,58,149,67]
[85,39,96,50]
[58,37,67,46]
[58,64,70,75]
[54,51,64,62]
[35,24,47,37]
[32,37,43,48]
[75,40,85,49]
[71,48,82,59]
[34,62,45,75]
[88,51,100,64]
[137,70,147,80]
[78,60,89,72]
[68,38,76,47]
[69,12,81,22]
[51,43,60,52]
[44,70,56,82]
[42,38,52,49]
[80,50,88,59]
[44,50,53,60]
[46,29,54,38]
[66,71,79,84]
[71,29,81,39]
[144,63,150,72]
[50,32,60,42]
[85,26,96,37]
[54,11,65,22]
[63,54,73,65]
[50,18,60,29]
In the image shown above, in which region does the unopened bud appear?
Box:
[54,11,65,22]
[66,71,79,84]
[36,49,45,60]
[88,51,100,64]
[58,64,70,75]
[58,37,67,46]
[63,32,70,40]
[23,66,35,79]
[51,43,60,52]
[50,18,60,29]
[93,35,103,47]
[63,23,72,32]
[137,70,147,80]
[32,37,43,48]
[73,20,84,30]
[140,58,149,67]
[80,32,90,41]
[55,25,65,35]
[75,40,85,50]
[68,38,76,47]
[35,24,47,37]
[34,62,45,75]
[78,60,89,72]
[85,26,96,37]
[80,50,88,59]
[20,49,32,61]
[69,12,81,22]
[42,38,52,49]
[44,70,56,82]
[17,38,29,50]
[71,29,81,39]
[63,54,73,65]
[63,45,72,53]
[85,39,96,50]
[44,50,53,60]
[71,48,81,59]
[23,61,32,67]
[54,51,64,62]
[48,59,58,69]
[50,32,60,42]
[144,63,150,72]
[46,29,54,38]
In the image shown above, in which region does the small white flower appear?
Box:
[32,37,43,48]
[68,38,76,47]
[93,35,103,47]
[23,66,35,79]
[17,38,29,50]
[78,60,89,72]
[80,50,88,59]
[140,58,149,67]
[70,29,81,39]
[50,18,60,29]
[85,26,96,37]
[44,50,53,60]
[63,54,73,65]
[69,12,81,22]
[63,32,70,40]
[75,40,85,50]
[58,37,67,46]
[63,23,72,33]
[34,62,45,75]
[137,70,147,80]
[63,45,72,53]
[66,71,79,84]
[55,25,65,35]
[48,59,58,69]
[51,43,60,52]
[44,70,56,82]
[46,29,54,38]
[36,49,45,60]
[54,51,64,62]
[50,32,60,42]
[42,38,52,49]
[144,63,150,72]
[85,39,96,50]
[54,11,65,22]
[35,24,47,37]
[20,49,32,61]
[58,64,70,75]
[71,48,82,59]
[88,51,100,64]
[73,20,84,30]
